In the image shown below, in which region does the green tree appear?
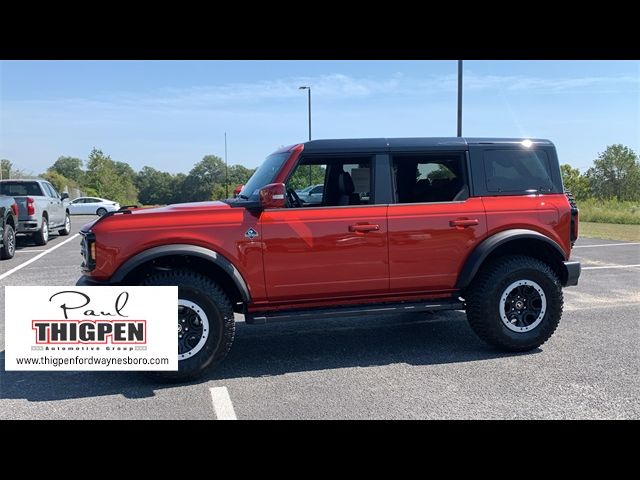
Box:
[227,164,255,186]
[560,164,590,201]
[585,145,640,201]
[41,170,78,193]
[136,166,175,205]
[171,173,188,204]
[1,159,12,179]
[183,155,226,201]
[84,148,138,205]
[50,156,84,183]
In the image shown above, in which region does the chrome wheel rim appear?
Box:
[177,299,209,361]
[65,215,70,231]
[7,228,15,256]
[42,221,48,242]
[499,279,547,333]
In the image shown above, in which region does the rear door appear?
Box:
[387,151,487,293]
[261,153,390,302]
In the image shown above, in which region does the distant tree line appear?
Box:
[1,148,256,206]
[2,143,638,206]
[561,144,640,202]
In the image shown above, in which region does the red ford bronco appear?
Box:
[77,137,581,380]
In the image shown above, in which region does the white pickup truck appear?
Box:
[0,179,71,245]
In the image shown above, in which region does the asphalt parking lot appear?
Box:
[0,215,638,419]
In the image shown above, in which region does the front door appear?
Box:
[388,152,487,293]
[261,155,389,302]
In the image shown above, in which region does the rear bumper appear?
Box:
[563,261,581,287]
[17,221,39,233]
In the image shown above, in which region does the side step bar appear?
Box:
[245,298,465,325]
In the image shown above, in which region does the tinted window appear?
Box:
[483,149,553,192]
[44,183,59,197]
[0,181,44,196]
[286,156,373,207]
[393,153,467,203]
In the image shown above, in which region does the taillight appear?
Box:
[27,197,35,216]
[11,202,18,216]
[565,190,579,247]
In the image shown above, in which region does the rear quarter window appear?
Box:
[483,149,554,193]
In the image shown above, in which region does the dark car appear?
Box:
[0,195,18,259]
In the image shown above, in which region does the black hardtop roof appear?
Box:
[301,137,553,153]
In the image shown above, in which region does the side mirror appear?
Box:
[61,192,69,200]
[259,183,286,209]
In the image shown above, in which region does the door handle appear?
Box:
[349,224,380,233]
[449,218,479,228]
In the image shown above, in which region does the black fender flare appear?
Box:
[455,229,567,289]
[111,244,251,302]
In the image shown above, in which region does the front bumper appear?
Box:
[563,261,581,287]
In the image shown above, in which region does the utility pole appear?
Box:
[457,60,463,137]
[224,132,229,199]
[299,86,312,186]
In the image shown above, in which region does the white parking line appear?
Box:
[574,242,640,248]
[582,264,640,270]
[0,234,79,281]
[209,386,237,420]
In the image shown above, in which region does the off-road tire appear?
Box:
[466,255,563,352]
[141,269,236,381]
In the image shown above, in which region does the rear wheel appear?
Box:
[1,224,16,259]
[96,207,107,217]
[58,212,71,235]
[465,255,563,352]
[141,269,236,381]
[33,216,49,246]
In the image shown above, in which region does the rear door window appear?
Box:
[483,149,554,193]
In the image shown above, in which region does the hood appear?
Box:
[128,201,231,215]
[81,201,232,232]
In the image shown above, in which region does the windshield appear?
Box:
[239,152,290,200]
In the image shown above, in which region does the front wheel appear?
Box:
[465,255,563,352]
[1,224,16,259]
[141,270,236,381]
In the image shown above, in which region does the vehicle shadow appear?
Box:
[0,311,540,402]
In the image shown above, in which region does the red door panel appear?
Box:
[261,206,389,302]
[388,198,487,292]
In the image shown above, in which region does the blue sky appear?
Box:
[1,60,638,175]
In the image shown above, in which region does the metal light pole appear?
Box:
[457,60,463,137]
[299,86,312,185]
[224,132,228,199]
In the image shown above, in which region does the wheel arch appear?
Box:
[456,229,568,290]
[112,244,251,308]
